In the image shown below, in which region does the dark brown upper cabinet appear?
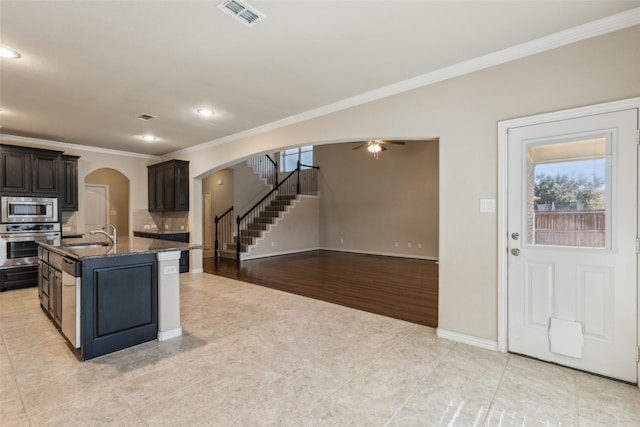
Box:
[1,144,63,195]
[61,155,80,211]
[147,160,189,212]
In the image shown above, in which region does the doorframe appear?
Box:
[497,97,640,362]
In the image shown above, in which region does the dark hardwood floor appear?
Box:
[203,250,438,327]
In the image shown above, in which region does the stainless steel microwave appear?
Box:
[1,196,59,223]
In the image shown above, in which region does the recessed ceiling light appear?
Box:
[197,108,215,117]
[0,46,21,59]
[141,135,157,141]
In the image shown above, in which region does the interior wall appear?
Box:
[184,26,640,342]
[315,140,439,258]
[84,168,129,236]
[202,169,234,218]
[232,161,270,214]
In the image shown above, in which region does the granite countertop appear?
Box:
[38,236,203,261]
[132,230,189,235]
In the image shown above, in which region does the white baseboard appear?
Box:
[322,246,438,261]
[158,327,182,341]
[437,328,498,352]
[189,268,204,274]
[242,247,321,260]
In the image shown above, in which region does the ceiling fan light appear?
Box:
[0,46,21,59]
[367,143,382,153]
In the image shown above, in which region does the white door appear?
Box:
[507,109,638,382]
[84,185,108,233]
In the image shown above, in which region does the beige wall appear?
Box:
[84,168,129,236]
[232,162,271,215]
[245,196,320,259]
[183,27,640,342]
[315,140,439,258]
[4,26,639,343]
[202,169,234,218]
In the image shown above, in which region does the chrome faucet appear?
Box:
[89,224,117,246]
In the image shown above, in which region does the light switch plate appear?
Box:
[480,199,496,213]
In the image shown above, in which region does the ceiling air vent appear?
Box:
[138,113,157,121]
[218,0,266,27]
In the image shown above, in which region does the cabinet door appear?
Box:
[174,162,189,211]
[61,156,79,211]
[147,167,156,211]
[1,148,30,193]
[49,269,62,325]
[54,270,63,325]
[48,268,56,318]
[148,166,165,212]
[162,164,175,210]
[32,151,61,194]
[0,266,38,291]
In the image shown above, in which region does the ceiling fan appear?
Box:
[352,140,406,158]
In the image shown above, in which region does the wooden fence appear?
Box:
[534,210,605,247]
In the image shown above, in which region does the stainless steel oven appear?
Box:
[0,223,61,268]
[1,196,58,223]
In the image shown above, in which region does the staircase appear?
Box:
[215,155,319,260]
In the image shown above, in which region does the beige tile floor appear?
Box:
[1,272,640,426]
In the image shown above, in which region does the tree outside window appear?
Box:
[534,172,604,210]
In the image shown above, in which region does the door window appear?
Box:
[525,136,610,249]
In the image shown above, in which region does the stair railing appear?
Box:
[235,161,320,260]
[214,206,234,257]
[247,154,279,187]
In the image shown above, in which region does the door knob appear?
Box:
[511,248,521,256]
[511,232,520,240]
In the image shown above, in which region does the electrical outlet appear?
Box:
[150,224,157,229]
[418,243,422,249]
[340,238,344,244]
[180,225,185,230]
[62,226,71,232]
[165,224,169,229]
[394,242,398,247]
[143,225,150,229]
[408,243,412,248]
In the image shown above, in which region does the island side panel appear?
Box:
[81,253,158,360]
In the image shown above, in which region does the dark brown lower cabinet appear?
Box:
[81,253,158,360]
[0,265,38,292]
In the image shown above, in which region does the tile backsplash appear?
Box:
[61,211,79,234]
[63,210,189,236]
[132,209,188,232]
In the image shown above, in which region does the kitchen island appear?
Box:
[37,236,203,360]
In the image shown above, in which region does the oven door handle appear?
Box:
[0,233,60,240]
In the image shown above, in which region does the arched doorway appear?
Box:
[84,168,130,236]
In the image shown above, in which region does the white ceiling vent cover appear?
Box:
[218,0,265,27]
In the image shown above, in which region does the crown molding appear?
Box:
[0,134,161,160]
[170,7,640,158]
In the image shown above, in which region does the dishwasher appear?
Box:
[61,257,81,348]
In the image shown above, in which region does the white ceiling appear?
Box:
[1,1,639,156]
